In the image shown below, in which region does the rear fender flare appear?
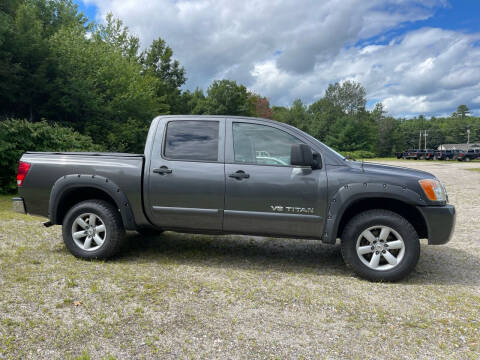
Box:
[48,174,136,230]
[323,182,426,244]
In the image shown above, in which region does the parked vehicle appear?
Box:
[423,149,436,160]
[13,115,455,282]
[457,149,480,161]
[395,151,405,159]
[434,150,460,160]
[403,149,423,160]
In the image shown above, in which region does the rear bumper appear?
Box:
[417,205,456,245]
[12,197,26,214]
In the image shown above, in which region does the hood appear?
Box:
[362,162,434,179]
[348,161,436,183]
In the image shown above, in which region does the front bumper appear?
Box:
[12,197,26,214]
[417,205,456,245]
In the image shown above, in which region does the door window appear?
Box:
[164,121,219,161]
[232,122,302,166]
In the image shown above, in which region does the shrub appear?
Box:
[0,119,102,193]
[342,150,377,160]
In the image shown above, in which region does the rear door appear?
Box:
[146,118,225,230]
[223,119,327,238]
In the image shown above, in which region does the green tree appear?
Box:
[0,0,87,120]
[324,80,366,114]
[372,103,398,156]
[140,37,186,113]
[272,100,311,132]
[0,119,101,193]
[203,80,251,115]
[48,25,168,152]
[308,98,343,142]
[180,88,208,114]
[271,106,290,123]
[94,13,139,59]
[453,104,470,119]
[325,110,377,153]
[289,99,310,131]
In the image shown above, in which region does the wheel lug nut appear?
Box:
[382,250,386,254]
[373,240,377,244]
[375,251,379,255]
[384,244,388,247]
[371,246,375,250]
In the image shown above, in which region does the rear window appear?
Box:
[164,121,219,162]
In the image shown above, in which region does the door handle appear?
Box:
[153,166,173,175]
[229,170,250,180]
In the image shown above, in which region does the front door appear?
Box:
[146,118,225,230]
[223,120,327,238]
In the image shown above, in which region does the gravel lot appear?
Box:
[0,160,479,359]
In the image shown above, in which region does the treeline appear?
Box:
[1,0,479,159]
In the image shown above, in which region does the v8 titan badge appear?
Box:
[270,205,314,214]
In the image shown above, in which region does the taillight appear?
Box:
[17,161,31,187]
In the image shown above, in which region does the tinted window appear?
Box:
[232,122,302,166]
[164,121,219,161]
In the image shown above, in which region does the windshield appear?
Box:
[296,129,346,160]
[322,143,347,160]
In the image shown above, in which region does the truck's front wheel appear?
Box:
[62,200,125,259]
[341,209,420,282]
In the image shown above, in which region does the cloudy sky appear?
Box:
[76,0,480,117]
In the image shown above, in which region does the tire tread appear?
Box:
[62,199,125,259]
[340,209,420,282]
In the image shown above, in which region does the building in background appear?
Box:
[437,143,480,151]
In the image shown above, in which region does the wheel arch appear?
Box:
[49,174,137,230]
[336,198,428,240]
[323,183,428,244]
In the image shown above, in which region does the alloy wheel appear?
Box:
[71,213,106,251]
[356,225,405,271]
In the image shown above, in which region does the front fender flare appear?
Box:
[323,182,426,244]
[48,174,137,230]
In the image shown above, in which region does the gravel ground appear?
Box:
[0,160,479,359]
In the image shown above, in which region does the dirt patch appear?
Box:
[1,160,479,359]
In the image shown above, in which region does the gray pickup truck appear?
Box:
[13,115,455,281]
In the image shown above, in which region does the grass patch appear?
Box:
[465,168,480,172]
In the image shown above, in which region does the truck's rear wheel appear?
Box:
[62,200,125,259]
[341,209,420,282]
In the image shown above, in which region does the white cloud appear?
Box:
[82,0,480,116]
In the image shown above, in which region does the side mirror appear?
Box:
[312,151,322,169]
[290,144,313,167]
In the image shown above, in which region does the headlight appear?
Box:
[418,179,447,202]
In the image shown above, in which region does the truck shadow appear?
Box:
[120,232,480,286]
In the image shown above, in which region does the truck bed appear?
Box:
[25,151,144,157]
[19,151,148,227]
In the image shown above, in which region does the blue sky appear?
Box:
[356,1,480,48]
[75,1,97,22]
[74,0,480,117]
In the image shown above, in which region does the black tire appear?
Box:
[137,228,164,236]
[62,200,125,259]
[340,209,420,282]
